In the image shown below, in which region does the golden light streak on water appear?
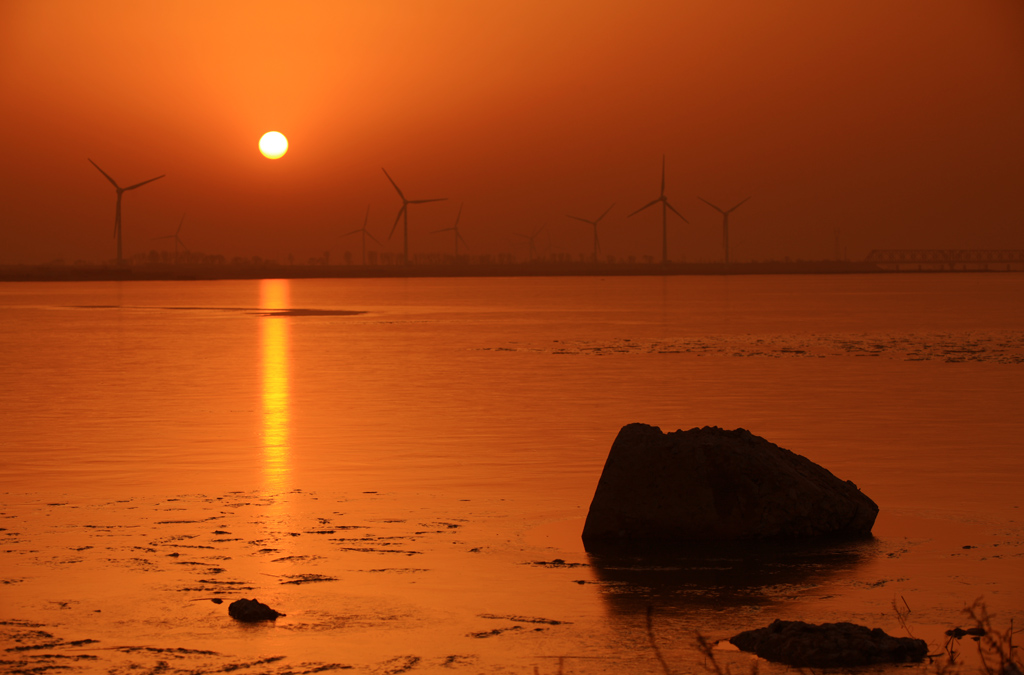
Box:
[260,279,291,493]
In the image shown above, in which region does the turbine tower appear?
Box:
[567,203,614,263]
[515,225,545,263]
[628,155,687,264]
[152,214,189,263]
[382,168,446,264]
[343,205,381,265]
[89,159,165,266]
[432,203,468,260]
[698,196,750,264]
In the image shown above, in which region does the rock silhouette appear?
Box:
[730,619,928,667]
[582,424,878,545]
[228,598,284,622]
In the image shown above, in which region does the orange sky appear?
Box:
[1,0,1022,265]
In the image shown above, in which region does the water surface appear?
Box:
[1,274,1021,673]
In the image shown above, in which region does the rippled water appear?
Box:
[1,273,1022,674]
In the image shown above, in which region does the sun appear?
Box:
[259,131,288,159]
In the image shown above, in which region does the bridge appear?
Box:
[865,249,1024,271]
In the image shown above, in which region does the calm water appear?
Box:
[1,274,1022,674]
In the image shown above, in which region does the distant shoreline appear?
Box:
[0,260,1017,282]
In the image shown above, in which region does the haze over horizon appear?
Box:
[1,1,1022,266]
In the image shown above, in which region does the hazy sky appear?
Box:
[2,0,1022,265]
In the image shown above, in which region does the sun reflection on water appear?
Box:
[260,279,291,492]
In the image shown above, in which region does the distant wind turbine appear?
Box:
[567,203,615,263]
[88,158,165,266]
[382,168,446,264]
[343,205,381,265]
[628,155,687,264]
[698,196,750,264]
[432,203,469,259]
[515,225,545,263]
[152,213,189,263]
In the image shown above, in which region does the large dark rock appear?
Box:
[582,424,878,545]
[730,619,929,668]
[228,598,284,622]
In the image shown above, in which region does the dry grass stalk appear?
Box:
[894,594,916,638]
[963,599,1021,675]
[693,629,758,675]
[647,606,675,675]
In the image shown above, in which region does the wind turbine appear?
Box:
[152,214,189,263]
[628,155,687,264]
[88,159,165,266]
[432,203,469,260]
[698,196,750,264]
[515,225,545,263]
[567,203,615,263]
[382,168,446,264]
[343,205,381,265]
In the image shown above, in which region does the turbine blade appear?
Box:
[176,214,186,235]
[409,198,447,204]
[628,199,660,217]
[342,228,364,237]
[389,206,405,239]
[698,197,725,214]
[660,155,666,196]
[381,168,405,200]
[364,204,371,227]
[88,159,120,188]
[595,203,615,223]
[457,232,468,246]
[567,215,593,224]
[727,196,751,212]
[366,231,382,246]
[666,201,689,223]
[432,227,454,234]
[124,174,165,190]
[454,203,463,227]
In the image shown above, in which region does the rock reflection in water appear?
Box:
[585,538,876,614]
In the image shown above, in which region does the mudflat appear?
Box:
[2,489,1021,675]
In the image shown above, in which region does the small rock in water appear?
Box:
[730,619,928,668]
[228,598,284,622]
[945,626,986,639]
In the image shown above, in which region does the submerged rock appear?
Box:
[730,619,928,667]
[582,423,878,545]
[228,598,284,622]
